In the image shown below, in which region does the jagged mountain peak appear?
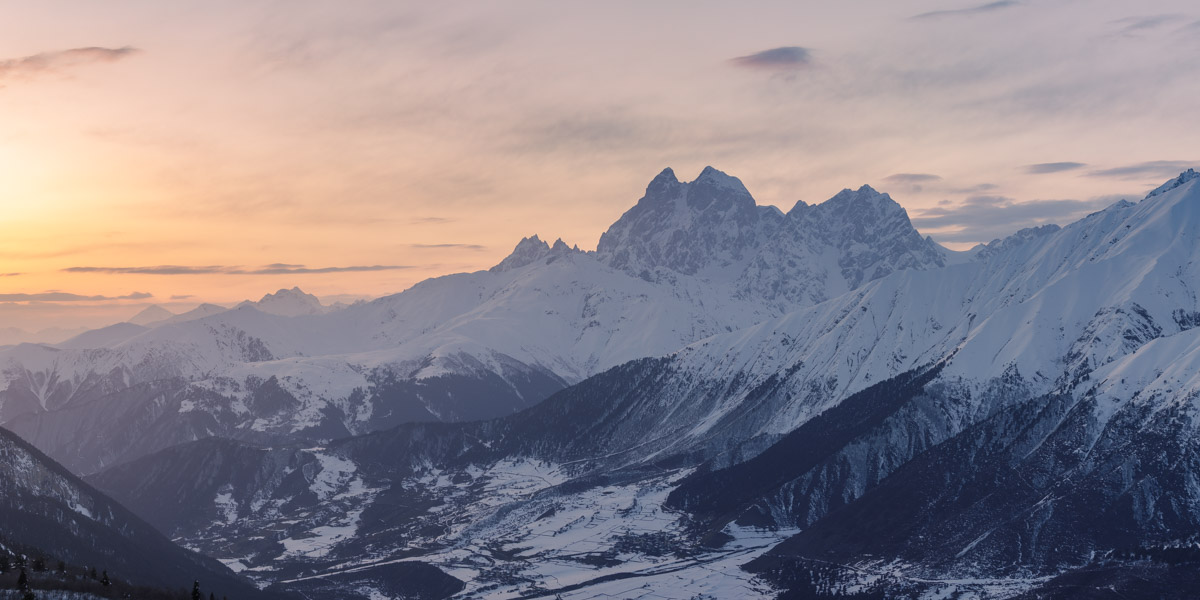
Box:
[491,234,581,272]
[833,183,883,198]
[798,184,915,243]
[550,237,575,252]
[786,198,810,215]
[596,166,777,277]
[633,166,750,203]
[261,286,320,304]
[491,234,548,272]
[127,304,174,326]
[164,302,229,325]
[634,166,751,208]
[693,165,751,194]
[780,184,945,288]
[585,167,949,303]
[511,233,548,253]
[239,286,325,317]
[646,166,681,194]
[812,184,905,219]
[1146,167,1198,199]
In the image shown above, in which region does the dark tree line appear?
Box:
[0,540,230,600]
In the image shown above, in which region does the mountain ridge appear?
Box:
[0,167,949,474]
[87,169,1200,599]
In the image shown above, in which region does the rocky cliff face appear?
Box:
[597,167,945,306]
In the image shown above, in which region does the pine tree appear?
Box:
[17,567,28,591]
[101,570,111,586]
[0,554,9,573]
[55,561,65,574]
[192,580,202,600]
[31,556,45,572]
[89,566,98,580]
[209,593,215,600]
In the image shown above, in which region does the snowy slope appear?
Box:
[633,168,1200,455]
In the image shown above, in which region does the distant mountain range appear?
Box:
[0,326,88,347]
[0,167,950,475]
[8,167,1200,599]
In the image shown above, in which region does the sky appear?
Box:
[1,0,1198,334]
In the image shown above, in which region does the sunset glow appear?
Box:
[3,0,1198,332]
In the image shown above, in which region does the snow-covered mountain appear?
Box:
[236,287,329,317]
[0,326,88,347]
[127,304,175,326]
[597,167,945,306]
[165,302,231,324]
[0,167,947,474]
[91,169,1200,599]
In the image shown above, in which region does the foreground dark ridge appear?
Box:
[0,425,280,599]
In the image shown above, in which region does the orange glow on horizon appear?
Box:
[1,1,1196,331]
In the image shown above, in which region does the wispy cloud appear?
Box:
[0,46,139,83]
[883,173,942,193]
[65,265,223,275]
[731,47,813,70]
[411,217,454,225]
[0,273,21,277]
[0,291,152,302]
[64,264,412,275]
[1026,162,1087,174]
[912,1,1019,20]
[409,243,486,251]
[255,264,412,274]
[1087,160,1196,179]
[884,173,942,184]
[170,294,195,300]
[912,194,1119,243]
[511,109,672,155]
[1111,14,1184,36]
[0,240,192,260]
[948,183,999,194]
